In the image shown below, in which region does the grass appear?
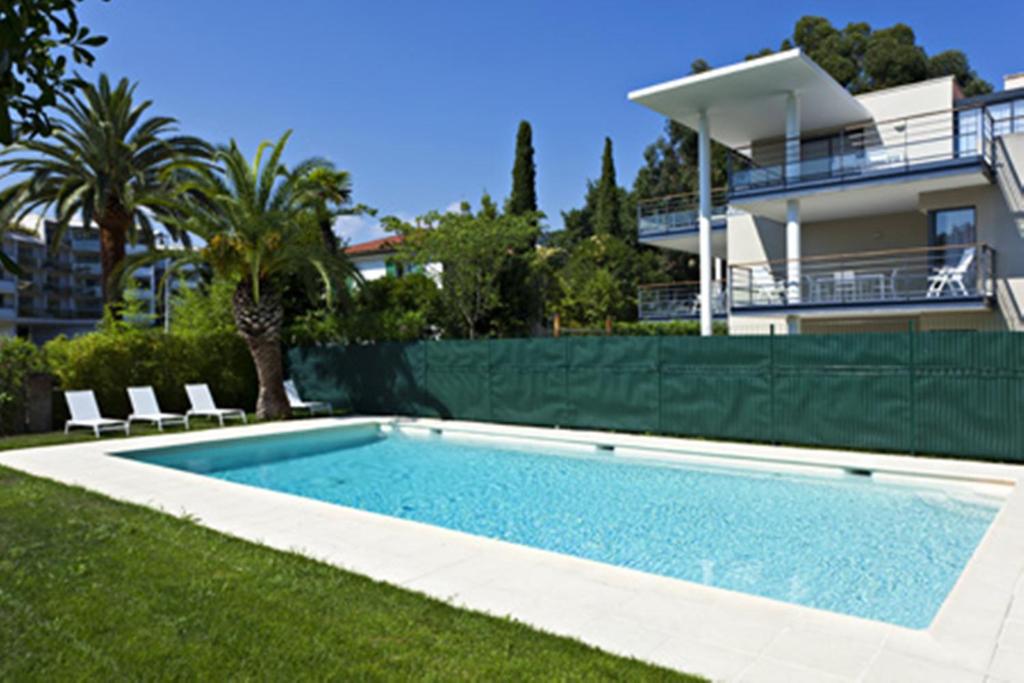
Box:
[0,464,701,680]
[0,409,346,452]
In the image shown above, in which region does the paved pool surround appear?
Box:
[2,417,1023,682]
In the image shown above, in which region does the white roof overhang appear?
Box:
[628,49,872,149]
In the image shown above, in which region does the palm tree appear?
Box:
[125,131,356,419]
[0,74,211,301]
[294,162,375,252]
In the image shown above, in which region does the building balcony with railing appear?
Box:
[727,106,999,200]
[638,281,727,321]
[729,243,994,314]
[637,189,730,238]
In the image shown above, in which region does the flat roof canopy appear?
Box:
[628,49,871,149]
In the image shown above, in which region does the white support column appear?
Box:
[698,110,712,336]
[784,92,801,316]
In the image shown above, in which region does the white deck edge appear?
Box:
[1,417,1022,682]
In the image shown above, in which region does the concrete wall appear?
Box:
[802,211,927,257]
[352,257,388,282]
[854,77,956,166]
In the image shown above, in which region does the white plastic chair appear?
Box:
[185,383,247,427]
[927,248,975,298]
[127,386,188,431]
[751,265,785,304]
[64,390,130,438]
[284,379,331,416]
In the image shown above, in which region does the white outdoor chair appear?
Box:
[185,383,247,427]
[927,248,975,298]
[284,379,331,416]
[127,386,188,431]
[64,390,130,438]
[751,265,785,304]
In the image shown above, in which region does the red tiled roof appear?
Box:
[344,235,404,255]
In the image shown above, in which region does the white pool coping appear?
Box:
[1,417,1023,682]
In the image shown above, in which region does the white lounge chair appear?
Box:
[927,247,975,298]
[185,383,247,427]
[127,386,188,431]
[285,379,331,415]
[751,265,785,304]
[64,390,130,438]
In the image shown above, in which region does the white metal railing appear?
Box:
[729,243,994,310]
[637,189,730,238]
[728,106,997,195]
[638,280,727,320]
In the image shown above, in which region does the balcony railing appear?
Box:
[729,243,994,311]
[728,106,998,196]
[637,189,730,238]
[638,280,727,320]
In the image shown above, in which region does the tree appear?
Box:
[294,163,374,252]
[753,16,992,95]
[0,74,211,301]
[552,234,662,327]
[0,0,108,145]
[123,131,356,418]
[593,137,623,240]
[506,120,537,215]
[562,137,637,245]
[494,120,543,337]
[389,194,540,339]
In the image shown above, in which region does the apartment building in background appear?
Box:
[630,50,1024,334]
[0,216,180,342]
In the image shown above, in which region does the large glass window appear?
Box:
[930,207,976,267]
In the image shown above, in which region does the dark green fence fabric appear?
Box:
[287,331,1024,462]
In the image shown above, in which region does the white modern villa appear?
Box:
[630,49,1024,334]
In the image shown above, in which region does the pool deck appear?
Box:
[2,416,1023,682]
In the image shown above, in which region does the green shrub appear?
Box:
[45,326,256,419]
[287,273,443,345]
[0,337,47,435]
[610,320,729,336]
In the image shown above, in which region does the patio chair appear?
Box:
[751,265,785,304]
[64,390,130,438]
[284,379,331,416]
[185,383,247,427]
[127,386,188,431]
[927,248,975,298]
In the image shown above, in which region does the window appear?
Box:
[930,207,976,268]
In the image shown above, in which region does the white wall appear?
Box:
[353,257,388,282]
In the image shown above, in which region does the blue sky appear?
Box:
[76,0,1023,243]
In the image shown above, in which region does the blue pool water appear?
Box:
[128,425,999,628]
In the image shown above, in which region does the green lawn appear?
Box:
[0,461,701,680]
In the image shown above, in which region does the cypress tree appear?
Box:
[507,120,537,215]
[593,137,621,238]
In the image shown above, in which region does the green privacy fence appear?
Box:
[287,331,1024,462]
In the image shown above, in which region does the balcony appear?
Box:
[727,107,996,200]
[637,190,730,238]
[638,281,727,321]
[729,243,994,314]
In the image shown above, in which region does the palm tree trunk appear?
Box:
[97,203,130,303]
[233,281,290,419]
[319,217,339,252]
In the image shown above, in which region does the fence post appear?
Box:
[769,324,776,445]
[908,320,916,455]
[553,313,561,338]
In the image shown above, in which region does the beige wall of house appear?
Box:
[801,211,927,257]
[853,77,958,165]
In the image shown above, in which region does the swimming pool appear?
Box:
[125,423,1000,629]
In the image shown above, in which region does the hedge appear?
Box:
[0,337,48,435]
[44,329,257,420]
